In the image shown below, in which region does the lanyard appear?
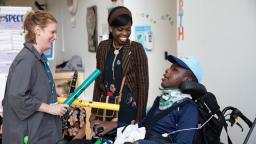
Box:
[41,54,57,104]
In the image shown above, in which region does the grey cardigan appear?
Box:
[2,43,62,144]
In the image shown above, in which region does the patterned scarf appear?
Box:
[159,87,191,110]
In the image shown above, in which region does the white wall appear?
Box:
[179,0,256,143]
[124,0,177,107]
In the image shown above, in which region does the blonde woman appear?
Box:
[2,11,68,144]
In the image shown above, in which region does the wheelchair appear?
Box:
[180,81,256,144]
[57,81,256,144]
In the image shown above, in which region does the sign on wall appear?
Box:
[86,5,98,52]
[0,6,32,112]
[135,26,153,51]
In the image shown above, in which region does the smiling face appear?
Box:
[34,22,57,53]
[110,22,131,47]
[161,64,190,89]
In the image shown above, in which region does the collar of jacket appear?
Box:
[103,39,133,77]
[24,42,42,60]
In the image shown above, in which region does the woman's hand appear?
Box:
[48,104,69,116]
[38,103,68,116]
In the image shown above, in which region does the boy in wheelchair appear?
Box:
[59,55,254,144]
[120,55,203,144]
[59,55,201,144]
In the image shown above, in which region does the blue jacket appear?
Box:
[139,99,198,144]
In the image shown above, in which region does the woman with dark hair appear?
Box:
[90,6,149,137]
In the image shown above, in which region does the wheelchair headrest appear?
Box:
[180,81,223,116]
[180,81,207,100]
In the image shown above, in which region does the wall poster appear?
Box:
[135,26,153,51]
[0,6,32,112]
[86,6,98,52]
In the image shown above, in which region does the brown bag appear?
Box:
[96,76,126,121]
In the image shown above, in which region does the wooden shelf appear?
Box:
[54,72,84,88]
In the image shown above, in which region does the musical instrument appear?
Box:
[62,70,79,133]
[61,69,101,140]
[69,70,78,94]
[58,97,120,111]
[64,69,101,105]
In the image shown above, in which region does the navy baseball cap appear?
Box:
[167,55,202,82]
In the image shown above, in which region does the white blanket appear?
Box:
[114,124,146,144]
